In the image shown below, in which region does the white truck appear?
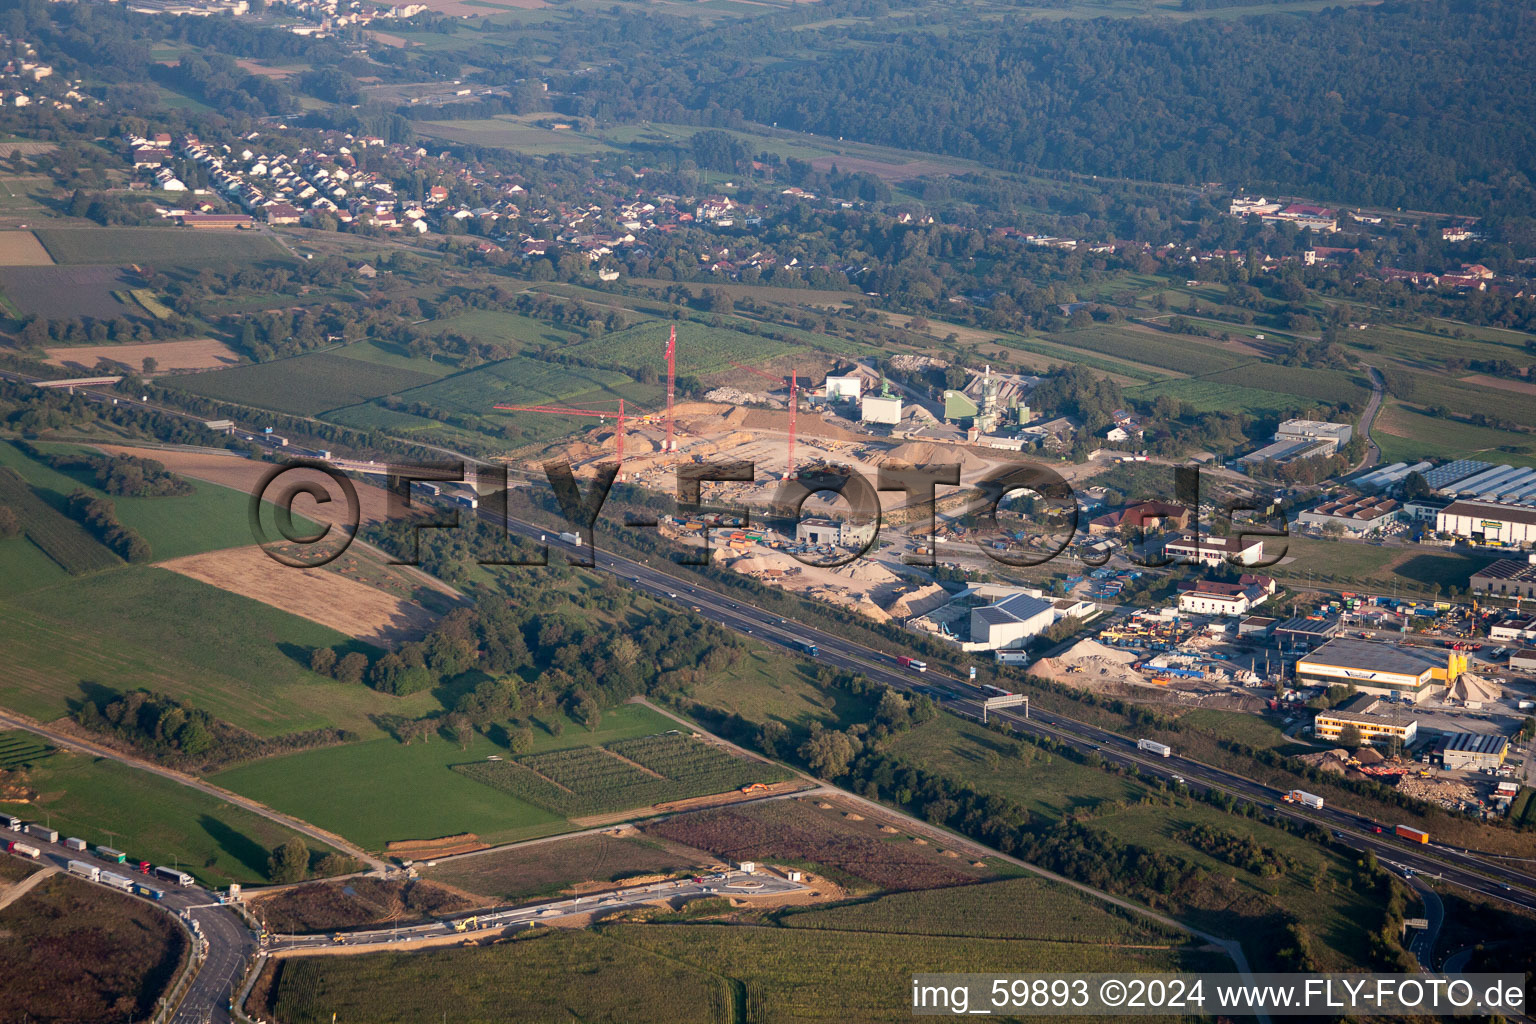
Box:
[100,870,134,892]
[558,531,582,545]
[0,814,20,831]
[154,866,195,887]
[1137,738,1172,757]
[1285,789,1325,809]
[64,837,87,852]
[67,860,101,883]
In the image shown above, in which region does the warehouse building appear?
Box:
[1470,558,1536,599]
[1273,616,1341,647]
[1509,649,1536,672]
[796,517,876,548]
[1434,732,1509,771]
[1240,419,1353,466]
[970,594,1058,650]
[1295,493,1400,536]
[1437,501,1536,546]
[1314,697,1419,747]
[1296,638,1465,702]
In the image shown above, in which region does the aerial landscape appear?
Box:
[0,0,1535,1019]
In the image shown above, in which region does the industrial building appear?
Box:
[1437,501,1536,546]
[1176,576,1275,616]
[1272,616,1341,647]
[1434,732,1509,771]
[1314,695,1419,747]
[1508,649,1536,672]
[824,374,863,401]
[859,381,903,425]
[1296,638,1464,701]
[1437,464,1536,501]
[1163,532,1265,567]
[1470,558,1536,599]
[1422,459,1493,492]
[970,593,1058,650]
[1354,460,1433,491]
[1295,493,1400,536]
[1240,419,1352,466]
[796,517,876,548]
[942,368,1032,433]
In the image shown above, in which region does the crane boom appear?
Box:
[493,399,626,469]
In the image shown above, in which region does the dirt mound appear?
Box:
[887,583,951,619]
[1059,638,1138,665]
[385,833,488,859]
[877,442,990,474]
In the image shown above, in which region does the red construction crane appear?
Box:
[493,400,626,469]
[664,325,677,453]
[728,361,798,479]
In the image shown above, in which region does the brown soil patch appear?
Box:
[568,779,811,828]
[249,877,485,933]
[1462,373,1536,397]
[364,30,409,46]
[91,445,399,527]
[385,834,489,859]
[0,230,52,266]
[44,337,242,372]
[416,0,547,13]
[236,59,300,77]
[158,544,436,645]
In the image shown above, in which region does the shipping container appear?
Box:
[1395,825,1430,844]
[95,846,126,863]
[25,824,57,843]
[67,860,100,882]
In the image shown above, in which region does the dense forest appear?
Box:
[568,0,1536,216]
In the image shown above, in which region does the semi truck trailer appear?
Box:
[1395,825,1430,844]
[1137,738,1172,757]
[67,860,100,882]
[1285,790,1325,809]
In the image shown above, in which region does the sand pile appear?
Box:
[1059,638,1138,666]
[887,583,951,619]
[1447,673,1501,703]
[877,442,990,474]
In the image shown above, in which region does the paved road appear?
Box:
[1403,874,1445,969]
[266,870,801,953]
[480,518,1536,912]
[1353,364,1385,472]
[4,836,255,1024]
[0,711,385,873]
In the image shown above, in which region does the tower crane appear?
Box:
[728,361,798,479]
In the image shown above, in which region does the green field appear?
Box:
[1373,402,1536,466]
[427,308,583,351]
[264,920,1214,1024]
[0,441,276,561]
[1202,363,1370,408]
[1404,371,1536,428]
[454,732,791,816]
[1043,324,1249,376]
[569,321,800,375]
[1274,534,1498,592]
[267,930,728,1024]
[393,354,641,416]
[0,731,54,770]
[0,743,337,885]
[0,566,407,737]
[165,351,440,416]
[883,714,1144,822]
[415,117,620,155]
[0,465,120,576]
[213,704,688,850]
[424,832,711,901]
[32,227,288,266]
[333,339,460,378]
[1126,377,1314,416]
[782,875,1180,944]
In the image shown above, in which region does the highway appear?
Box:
[2,833,255,1024]
[481,511,1536,912]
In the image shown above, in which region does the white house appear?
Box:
[1163,532,1265,567]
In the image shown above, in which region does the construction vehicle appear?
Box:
[740,783,769,794]
[332,933,346,944]
[452,916,478,933]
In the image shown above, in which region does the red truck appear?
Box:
[1395,824,1429,844]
